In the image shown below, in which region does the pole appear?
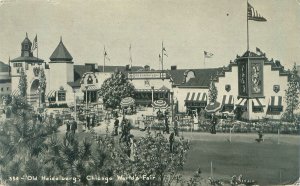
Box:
[103,46,105,73]
[129,44,132,68]
[204,53,206,68]
[210,161,213,178]
[74,90,77,121]
[247,0,249,51]
[277,129,280,144]
[85,88,88,116]
[161,41,164,71]
[230,128,232,142]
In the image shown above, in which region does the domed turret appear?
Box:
[21,32,33,57]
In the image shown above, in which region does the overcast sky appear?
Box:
[0,0,299,70]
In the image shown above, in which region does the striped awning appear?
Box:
[269,96,282,107]
[46,90,56,98]
[221,95,234,105]
[185,92,207,102]
[11,89,20,96]
[85,85,100,91]
[236,98,247,107]
[252,98,265,107]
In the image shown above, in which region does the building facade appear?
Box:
[6,34,295,120]
[0,61,11,103]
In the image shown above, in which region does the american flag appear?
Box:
[247,3,267,22]
[204,51,213,58]
[31,35,38,52]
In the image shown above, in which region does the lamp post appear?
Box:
[73,89,77,121]
[151,86,154,104]
[85,85,89,116]
[170,90,174,123]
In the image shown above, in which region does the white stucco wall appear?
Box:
[215,66,239,104]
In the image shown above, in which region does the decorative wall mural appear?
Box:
[251,64,261,93]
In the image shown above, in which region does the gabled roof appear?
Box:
[67,65,143,87]
[49,39,73,62]
[0,61,9,72]
[10,56,44,63]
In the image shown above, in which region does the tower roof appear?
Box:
[21,33,31,45]
[49,38,73,62]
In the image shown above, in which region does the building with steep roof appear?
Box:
[7,34,293,120]
[10,33,44,105]
[0,61,11,102]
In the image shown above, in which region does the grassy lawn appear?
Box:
[183,133,300,185]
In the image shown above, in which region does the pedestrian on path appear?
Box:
[86,115,90,130]
[174,117,179,136]
[66,120,70,132]
[169,132,175,153]
[71,117,77,134]
[164,116,170,134]
[114,118,119,135]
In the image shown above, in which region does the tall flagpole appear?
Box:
[204,53,206,68]
[129,44,132,68]
[8,57,11,77]
[247,0,249,51]
[161,41,164,71]
[103,46,105,72]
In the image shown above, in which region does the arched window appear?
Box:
[87,75,93,84]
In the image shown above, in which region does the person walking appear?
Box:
[169,132,175,152]
[174,117,179,136]
[86,115,90,130]
[92,114,95,127]
[164,116,170,134]
[71,118,77,134]
[66,120,71,132]
[114,117,119,136]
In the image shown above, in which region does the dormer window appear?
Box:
[87,75,93,84]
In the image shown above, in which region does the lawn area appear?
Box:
[183,133,300,185]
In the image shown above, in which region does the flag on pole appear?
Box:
[104,48,110,61]
[204,51,214,58]
[163,47,168,57]
[31,35,38,52]
[247,3,267,22]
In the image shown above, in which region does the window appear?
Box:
[1,88,3,92]
[25,63,29,70]
[7,87,9,91]
[87,75,93,84]
[57,91,66,101]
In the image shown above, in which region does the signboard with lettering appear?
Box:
[238,61,248,97]
[128,72,167,79]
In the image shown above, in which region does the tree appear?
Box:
[98,70,135,109]
[38,68,46,104]
[129,132,190,186]
[18,67,27,98]
[283,63,300,122]
[208,78,218,103]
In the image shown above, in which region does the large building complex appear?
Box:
[3,34,296,120]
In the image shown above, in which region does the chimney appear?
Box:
[171,65,177,70]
